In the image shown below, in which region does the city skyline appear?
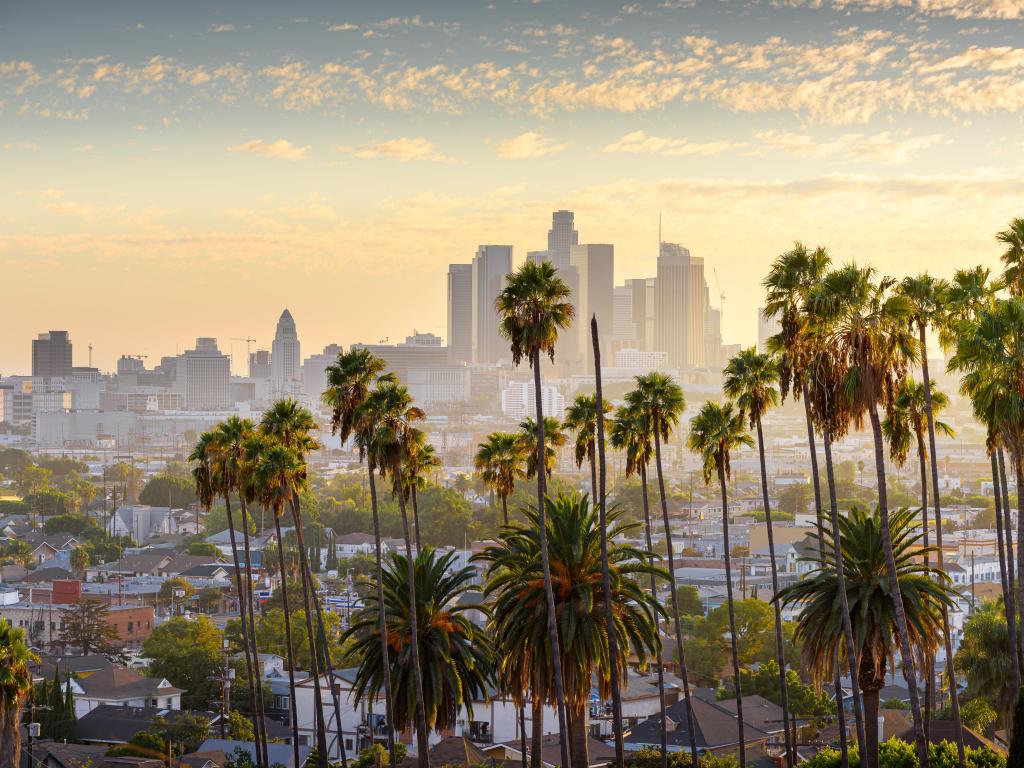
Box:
[4,0,1024,373]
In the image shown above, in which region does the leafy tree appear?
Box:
[252,607,341,671]
[198,587,222,613]
[959,697,997,734]
[22,490,71,517]
[351,743,408,768]
[14,465,51,497]
[779,483,811,515]
[142,615,223,710]
[139,474,198,508]
[1009,689,1024,768]
[674,585,703,616]
[226,709,255,741]
[57,599,121,656]
[954,600,1014,722]
[187,541,219,556]
[159,577,195,610]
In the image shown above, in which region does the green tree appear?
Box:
[57,599,121,656]
[139,474,198,508]
[674,585,702,616]
[954,600,1014,723]
[142,615,223,710]
[474,432,527,526]
[0,619,37,768]
[563,393,612,497]
[779,483,811,515]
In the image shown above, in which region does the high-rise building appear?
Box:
[569,243,614,368]
[546,210,579,270]
[613,286,633,342]
[302,344,342,404]
[447,263,473,364]
[271,309,301,392]
[249,350,272,379]
[625,278,656,351]
[704,305,723,370]
[178,338,231,410]
[758,307,782,354]
[471,245,513,364]
[655,243,708,370]
[32,331,73,377]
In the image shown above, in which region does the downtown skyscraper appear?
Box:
[655,242,709,370]
[271,309,301,392]
[471,245,512,364]
[446,263,473,364]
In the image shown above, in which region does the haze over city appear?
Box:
[5,0,1024,373]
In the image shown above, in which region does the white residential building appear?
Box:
[501,381,565,421]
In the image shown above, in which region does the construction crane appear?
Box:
[231,337,257,356]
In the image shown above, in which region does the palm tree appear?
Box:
[627,372,699,767]
[807,265,928,767]
[402,429,440,551]
[343,548,494,738]
[477,493,663,768]
[324,349,398,765]
[517,416,566,481]
[0,618,36,768]
[997,217,1024,295]
[954,599,1016,723]
[610,402,668,768]
[563,392,611,498]
[358,380,431,767]
[496,259,575,768]
[765,244,865,767]
[687,400,754,768]
[210,416,268,768]
[900,272,967,765]
[260,399,328,767]
[474,432,527,525]
[777,506,957,768]
[251,441,305,768]
[723,348,793,768]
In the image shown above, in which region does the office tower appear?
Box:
[249,349,272,379]
[613,286,633,342]
[471,245,513,364]
[179,338,231,410]
[32,331,73,377]
[447,263,473,364]
[625,278,657,351]
[758,307,782,354]
[655,243,708,370]
[704,305,723,370]
[302,343,342,403]
[569,243,614,368]
[546,210,579,269]
[271,309,301,391]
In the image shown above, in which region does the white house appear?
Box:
[71,666,183,717]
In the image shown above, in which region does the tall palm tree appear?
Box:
[900,273,966,765]
[252,441,305,768]
[496,259,575,768]
[563,392,612,498]
[0,618,36,768]
[807,265,928,767]
[777,506,956,768]
[610,402,668,768]
[517,416,566,481]
[324,348,398,765]
[477,493,663,768]
[723,348,793,768]
[997,217,1024,296]
[687,400,754,768]
[358,380,431,767]
[260,399,328,767]
[343,548,494,739]
[210,417,268,768]
[764,243,865,768]
[474,432,527,525]
[627,372,699,767]
[403,429,440,551]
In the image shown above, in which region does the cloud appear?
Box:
[495,131,568,159]
[328,23,359,31]
[3,141,40,151]
[208,24,236,33]
[227,138,310,160]
[754,129,947,164]
[781,0,1024,19]
[603,130,744,156]
[336,137,450,161]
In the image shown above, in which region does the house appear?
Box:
[196,740,310,768]
[715,695,786,736]
[76,704,203,744]
[32,652,114,682]
[334,532,377,558]
[624,695,771,755]
[107,505,180,541]
[20,740,109,768]
[23,534,81,566]
[88,552,223,581]
[236,651,286,678]
[492,734,616,768]
[71,667,183,717]
[22,566,77,584]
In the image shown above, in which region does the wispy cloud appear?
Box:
[336,137,450,161]
[603,130,743,156]
[754,130,947,164]
[208,23,236,33]
[495,131,568,159]
[227,138,310,160]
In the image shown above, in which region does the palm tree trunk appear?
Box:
[273,512,301,768]
[719,462,746,768]
[641,463,669,768]
[823,426,867,767]
[502,494,509,527]
[240,500,270,768]
[0,699,22,768]
[918,330,965,768]
[531,347,571,768]
[755,418,793,768]
[590,450,598,504]
[224,497,264,768]
[367,465,398,767]
[867,402,928,768]
[519,701,528,768]
[859,652,883,768]
[653,429,699,767]
[592,317,624,768]
[570,702,590,768]
[308,570,349,767]
[394,467,431,768]
[412,485,422,552]
[998,448,1023,671]
[993,453,1021,693]
[1014,450,1024,692]
[289,497,329,768]
[530,699,543,768]
[802,387,826,545]
[913,432,933,745]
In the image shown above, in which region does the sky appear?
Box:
[3,0,1024,374]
